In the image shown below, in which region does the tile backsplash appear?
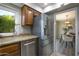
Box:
[15,25,31,35]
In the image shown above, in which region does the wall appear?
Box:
[56,21,65,38]
[0,3,31,35]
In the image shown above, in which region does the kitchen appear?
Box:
[0,3,79,56]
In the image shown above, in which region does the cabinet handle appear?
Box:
[24,41,35,46]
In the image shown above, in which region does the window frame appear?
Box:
[0,4,20,36]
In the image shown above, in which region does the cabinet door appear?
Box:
[21,5,33,26]
[27,8,33,25]
[21,6,26,26]
[0,43,21,56]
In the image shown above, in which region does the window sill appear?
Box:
[0,33,14,37]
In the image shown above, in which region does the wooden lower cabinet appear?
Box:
[0,43,21,56]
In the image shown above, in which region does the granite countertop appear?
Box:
[0,35,38,46]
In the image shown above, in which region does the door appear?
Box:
[54,9,76,56]
[75,7,79,56]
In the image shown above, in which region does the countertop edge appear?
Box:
[0,35,38,47]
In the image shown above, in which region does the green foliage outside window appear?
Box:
[0,15,15,33]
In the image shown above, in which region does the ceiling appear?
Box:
[33,3,56,9]
[13,3,24,7]
[56,10,75,21]
[13,3,58,13]
[13,3,70,13]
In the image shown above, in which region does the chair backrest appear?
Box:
[62,35,73,42]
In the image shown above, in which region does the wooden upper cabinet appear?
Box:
[33,10,41,16]
[21,5,33,26]
[21,5,41,26]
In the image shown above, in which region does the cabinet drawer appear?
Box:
[0,43,20,56]
[10,50,20,56]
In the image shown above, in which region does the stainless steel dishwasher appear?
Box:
[21,40,36,56]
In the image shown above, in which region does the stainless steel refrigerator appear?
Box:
[32,14,54,56]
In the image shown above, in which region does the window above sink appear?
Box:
[0,9,15,33]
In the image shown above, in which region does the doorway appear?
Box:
[54,9,76,56]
